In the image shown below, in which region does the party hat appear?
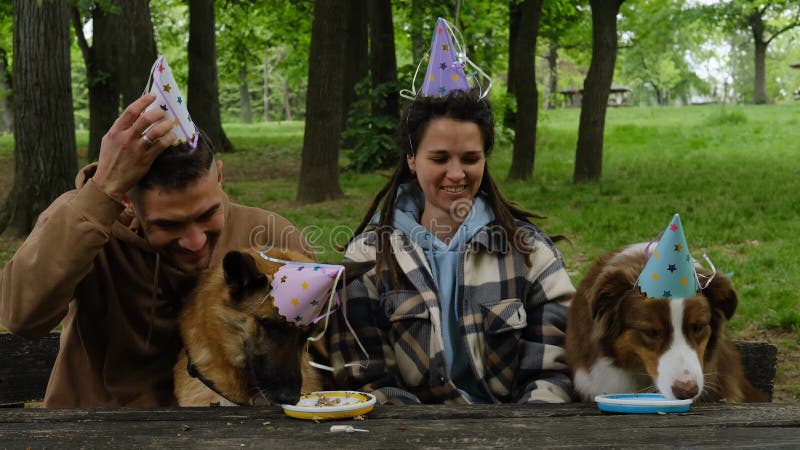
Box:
[259,253,344,326]
[637,214,699,299]
[402,18,492,100]
[143,55,198,149]
[420,17,471,97]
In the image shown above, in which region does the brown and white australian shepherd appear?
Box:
[566,243,767,403]
[174,248,372,406]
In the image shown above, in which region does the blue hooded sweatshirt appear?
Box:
[391,183,495,402]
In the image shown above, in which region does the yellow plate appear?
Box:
[282,391,376,420]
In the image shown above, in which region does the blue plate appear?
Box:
[594,393,692,414]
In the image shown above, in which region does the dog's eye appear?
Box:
[640,329,660,340]
[690,323,709,334]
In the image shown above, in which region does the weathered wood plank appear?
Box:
[0,404,798,449]
[0,332,59,406]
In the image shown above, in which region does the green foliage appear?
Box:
[341,79,400,172]
[215,0,311,123]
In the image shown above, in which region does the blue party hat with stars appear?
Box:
[143,55,198,149]
[638,214,699,299]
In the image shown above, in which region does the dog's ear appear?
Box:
[587,266,636,322]
[700,271,738,321]
[223,251,268,301]
[336,261,375,289]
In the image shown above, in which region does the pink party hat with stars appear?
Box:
[143,55,198,149]
[637,214,699,299]
[258,252,344,326]
[401,17,492,100]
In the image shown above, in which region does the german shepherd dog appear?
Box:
[174,248,372,406]
[567,244,767,403]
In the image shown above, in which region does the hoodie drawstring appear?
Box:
[145,253,160,351]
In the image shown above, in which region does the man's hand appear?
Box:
[92,93,177,200]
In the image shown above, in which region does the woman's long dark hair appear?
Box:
[345,89,546,281]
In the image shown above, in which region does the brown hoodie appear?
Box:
[0,164,310,407]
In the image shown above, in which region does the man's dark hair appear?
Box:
[136,131,216,191]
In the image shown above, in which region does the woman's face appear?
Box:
[407,117,485,230]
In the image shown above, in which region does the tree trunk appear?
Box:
[1,0,77,237]
[0,47,13,133]
[368,0,398,121]
[749,10,768,105]
[74,3,123,162]
[342,0,367,136]
[367,0,399,169]
[296,0,347,203]
[119,0,157,107]
[410,0,426,64]
[282,78,293,121]
[572,0,623,184]
[507,0,543,181]
[545,41,558,110]
[188,0,233,152]
[504,1,522,130]
[239,64,253,124]
[262,48,271,122]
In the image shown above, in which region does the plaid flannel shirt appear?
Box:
[330,222,575,404]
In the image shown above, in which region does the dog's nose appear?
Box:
[671,379,699,399]
[271,388,301,406]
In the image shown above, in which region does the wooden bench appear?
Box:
[0,332,778,407]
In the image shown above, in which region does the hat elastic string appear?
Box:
[141,56,161,97]
[442,18,493,99]
[695,253,718,290]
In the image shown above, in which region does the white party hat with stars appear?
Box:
[143,55,198,149]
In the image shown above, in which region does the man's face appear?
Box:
[132,160,225,275]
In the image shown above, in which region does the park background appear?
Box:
[0,0,797,401]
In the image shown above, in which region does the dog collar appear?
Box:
[185,350,246,406]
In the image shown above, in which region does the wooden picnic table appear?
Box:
[1,402,799,448]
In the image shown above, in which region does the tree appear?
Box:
[216,1,269,124]
[710,0,800,104]
[0,47,12,134]
[342,0,368,133]
[617,0,705,106]
[573,0,624,184]
[368,0,399,146]
[0,2,12,134]
[538,0,587,109]
[188,0,233,152]
[118,0,157,107]
[296,0,348,203]
[1,0,77,237]
[507,0,543,181]
[72,1,124,162]
[744,2,800,104]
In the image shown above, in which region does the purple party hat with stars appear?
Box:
[143,55,198,149]
[637,214,699,299]
[258,252,344,326]
[420,17,471,97]
[401,17,492,100]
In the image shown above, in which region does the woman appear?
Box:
[330,89,575,404]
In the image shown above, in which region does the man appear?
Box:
[0,94,309,407]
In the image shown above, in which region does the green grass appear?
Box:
[1,104,798,332]
[217,105,800,332]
